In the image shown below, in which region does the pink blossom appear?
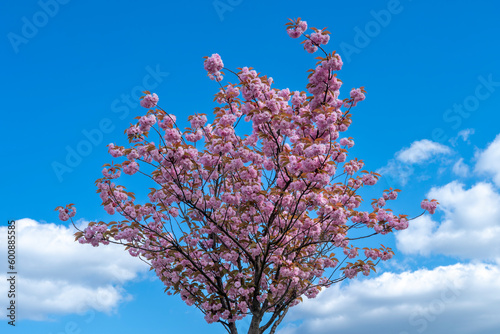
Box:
[286,20,307,38]
[140,93,159,109]
[102,167,121,179]
[58,208,69,221]
[365,248,382,260]
[108,143,124,158]
[343,247,358,259]
[310,30,330,45]
[123,161,139,175]
[362,264,370,276]
[57,206,76,221]
[139,114,157,132]
[336,152,347,163]
[421,199,438,214]
[127,125,142,136]
[304,40,318,53]
[350,88,365,106]
[164,128,182,143]
[204,53,224,74]
[298,20,307,32]
[395,218,409,230]
[380,251,393,261]
[159,114,176,130]
[344,267,358,279]
[186,130,203,142]
[340,137,354,148]
[78,223,109,247]
[189,114,208,129]
[169,207,179,218]
[361,174,377,186]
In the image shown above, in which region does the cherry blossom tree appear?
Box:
[57,18,437,334]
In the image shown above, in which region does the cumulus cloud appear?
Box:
[377,139,452,185]
[449,128,475,147]
[396,181,500,260]
[278,263,500,334]
[475,133,500,187]
[452,158,469,177]
[396,139,451,164]
[0,219,149,320]
[377,159,415,186]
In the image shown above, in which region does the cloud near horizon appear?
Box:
[0,218,149,320]
[278,263,500,334]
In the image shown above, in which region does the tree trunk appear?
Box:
[247,313,263,334]
[228,322,238,334]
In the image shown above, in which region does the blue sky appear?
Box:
[1,0,500,333]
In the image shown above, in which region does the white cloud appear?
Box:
[12,279,128,321]
[377,159,415,186]
[449,129,475,147]
[0,219,149,320]
[457,128,474,142]
[278,263,500,334]
[396,139,451,164]
[396,181,500,260]
[475,133,500,187]
[452,158,469,177]
[377,139,452,186]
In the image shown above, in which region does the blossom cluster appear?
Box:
[421,199,439,214]
[56,204,76,221]
[286,18,307,38]
[204,53,224,81]
[140,92,159,109]
[77,222,109,247]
